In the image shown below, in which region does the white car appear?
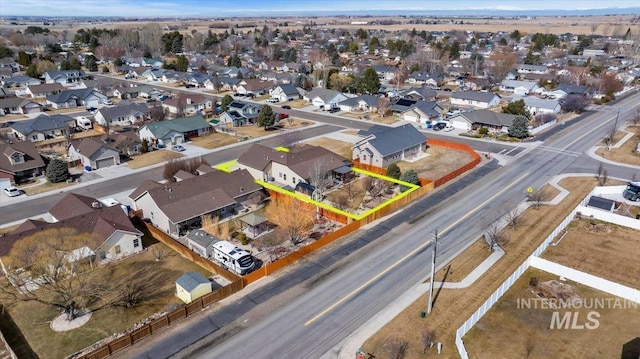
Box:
[171,145,186,152]
[104,100,114,106]
[444,126,455,132]
[3,186,21,197]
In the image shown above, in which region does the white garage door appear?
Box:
[96,157,116,169]
[0,178,11,191]
[404,114,418,122]
[451,118,471,131]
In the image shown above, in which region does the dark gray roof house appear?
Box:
[353,124,428,167]
[11,114,74,142]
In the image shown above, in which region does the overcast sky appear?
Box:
[3,0,639,17]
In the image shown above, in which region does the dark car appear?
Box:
[328,107,340,113]
[432,122,447,131]
[86,106,97,113]
[281,105,292,110]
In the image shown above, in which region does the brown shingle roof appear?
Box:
[69,137,118,159]
[0,139,46,175]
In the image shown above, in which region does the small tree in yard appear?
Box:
[384,337,409,359]
[257,104,276,130]
[502,99,529,118]
[333,192,350,210]
[46,158,70,183]
[508,116,529,139]
[504,204,523,230]
[399,169,420,191]
[485,221,507,251]
[595,163,608,186]
[528,188,546,209]
[386,163,402,179]
[220,94,233,112]
[141,138,149,153]
[421,326,437,353]
[561,94,590,113]
[265,196,314,245]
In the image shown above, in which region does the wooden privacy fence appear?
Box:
[428,138,481,188]
[351,160,387,175]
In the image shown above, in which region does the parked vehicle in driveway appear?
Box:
[171,145,186,152]
[104,100,114,106]
[328,107,340,113]
[3,186,21,197]
[432,122,447,131]
[444,125,455,132]
[267,98,279,103]
[281,105,291,109]
[623,182,640,201]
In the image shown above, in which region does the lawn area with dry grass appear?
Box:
[595,127,640,166]
[280,99,308,109]
[541,217,640,290]
[325,178,367,211]
[463,267,640,359]
[125,149,184,169]
[396,146,474,181]
[305,137,354,159]
[189,132,239,149]
[19,180,74,196]
[233,119,312,139]
[434,239,491,283]
[362,177,615,359]
[1,240,212,359]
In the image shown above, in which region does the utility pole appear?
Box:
[427,230,438,314]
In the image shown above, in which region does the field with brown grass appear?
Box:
[396,146,475,181]
[305,137,354,159]
[595,126,640,166]
[125,149,184,169]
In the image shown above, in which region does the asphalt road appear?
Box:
[113,93,639,359]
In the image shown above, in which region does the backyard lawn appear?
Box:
[396,146,475,181]
[189,132,239,149]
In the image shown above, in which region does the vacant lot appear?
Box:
[363,177,617,359]
[125,149,184,169]
[542,217,640,290]
[2,241,211,359]
[189,132,239,149]
[396,146,475,180]
[434,238,491,283]
[305,137,354,159]
[464,267,640,359]
[595,127,640,166]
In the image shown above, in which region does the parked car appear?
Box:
[86,106,97,113]
[328,107,340,113]
[433,123,447,131]
[267,98,280,103]
[171,145,186,152]
[281,105,292,110]
[444,125,455,132]
[3,186,21,197]
[104,100,114,106]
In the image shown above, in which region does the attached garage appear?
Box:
[449,115,472,131]
[95,157,116,169]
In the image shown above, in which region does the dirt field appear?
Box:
[125,149,184,169]
[362,177,619,359]
[189,132,239,149]
[463,267,640,359]
[542,217,640,290]
[396,146,475,181]
[12,15,638,37]
[1,241,211,359]
[304,137,354,159]
[595,126,640,166]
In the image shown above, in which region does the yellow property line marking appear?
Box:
[303,171,530,326]
[213,159,238,173]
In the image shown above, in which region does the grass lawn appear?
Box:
[280,99,308,108]
[0,114,27,122]
[434,238,491,283]
[464,267,640,359]
[304,137,354,159]
[541,217,640,290]
[125,149,184,169]
[1,241,212,359]
[19,180,73,196]
[362,177,618,359]
[371,113,399,125]
[233,119,312,139]
[190,132,239,149]
[396,146,475,181]
[594,127,640,166]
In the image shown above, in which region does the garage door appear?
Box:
[451,118,471,130]
[95,157,116,169]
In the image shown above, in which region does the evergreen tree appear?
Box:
[399,169,420,191]
[220,94,233,112]
[25,64,40,79]
[359,67,381,95]
[502,99,529,118]
[508,116,529,139]
[386,163,402,179]
[46,159,70,183]
[17,51,33,66]
[175,55,189,72]
[257,105,276,130]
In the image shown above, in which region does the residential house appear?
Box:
[549,84,594,99]
[25,83,64,98]
[184,73,212,88]
[450,91,501,109]
[237,143,351,188]
[68,137,120,169]
[140,68,165,82]
[0,193,143,264]
[401,101,444,124]
[352,124,427,167]
[160,70,186,84]
[338,95,379,113]
[129,169,262,236]
[399,87,437,101]
[137,115,211,146]
[512,96,561,116]
[0,97,41,116]
[94,102,150,127]
[0,138,46,184]
[373,65,397,81]
[175,272,212,304]
[234,79,274,97]
[269,84,305,103]
[46,88,107,109]
[447,109,519,131]
[113,85,161,100]
[142,58,163,69]
[44,70,86,85]
[407,72,444,87]
[218,101,260,127]
[1,75,40,88]
[517,64,549,74]
[304,89,348,109]
[499,80,539,96]
[219,67,250,79]
[100,132,141,157]
[162,94,213,115]
[11,114,74,142]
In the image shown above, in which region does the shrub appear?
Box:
[386,163,402,179]
[46,159,70,183]
[478,127,489,135]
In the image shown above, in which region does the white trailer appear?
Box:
[212,240,255,275]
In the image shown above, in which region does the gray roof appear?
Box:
[454,110,519,127]
[306,88,344,103]
[139,115,209,139]
[513,96,560,110]
[500,80,538,90]
[360,124,427,157]
[451,91,499,103]
[97,103,150,120]
[47,88,101,103]
[69,137,118,159]
[338,95,378,107]
[186,229,219,249]
[0,96,39,109]
[176,272,210,292]
[276,83,300,96]
[587,196,615,211]
[0,139,45,174]
[11,114,73,135]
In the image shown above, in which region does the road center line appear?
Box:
[303,171,531,326]
[560,112,617,151]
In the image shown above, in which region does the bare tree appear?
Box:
[0,228,108,321]
[139,23,163,57]
[308,160,328,201]
[384,338,409,359]
[487,50,518,84]
[362,176,375,195]
[333,192,350,210]
[265,196,315,245]
[484,221,507,251]
[528,188,546,209]
[376,97,391,118]
[149,103,169,122]
[504,204,523,230]
[151,245,167,261]
[421,327,437,353]
[595,163,609,186]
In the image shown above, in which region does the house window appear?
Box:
[115,245,121,254]
[292,177,296,184]
[31,135,38,141]
[283,174,287,181]
[363,155,367,161]
[133,239,140,248]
